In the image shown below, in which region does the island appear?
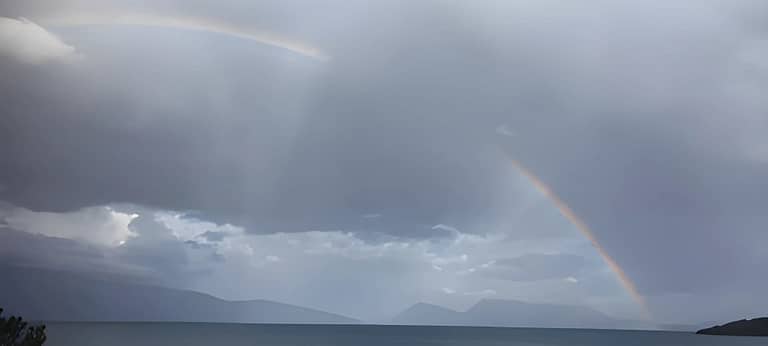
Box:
[696,317,768,336]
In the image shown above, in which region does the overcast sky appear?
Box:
[1,0,767,324]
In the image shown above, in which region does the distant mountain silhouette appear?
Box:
[696,318,768,336]
[392,299,659,329]
[0,266,357,324]
[391,303,463,325]
[466,299,621,328]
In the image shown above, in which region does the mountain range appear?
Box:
[392,301,640,329]
[0,266,357,324]
[1,266,702,330]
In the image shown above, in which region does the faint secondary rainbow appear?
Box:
[37,12,328,60]
[510,159,651,318]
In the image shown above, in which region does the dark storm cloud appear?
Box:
[504,121,768,295]
[1,0,768,322]
[0,203,222,289]
[490,1,768,297]
[0,0,521,237]
[0,227,105,271]
[0,227,156,284]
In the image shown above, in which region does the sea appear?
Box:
[45,322,766,346]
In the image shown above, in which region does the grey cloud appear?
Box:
[198,230,227,242]
[506,124,768,295]
[478,254,587,282]
[0,206,224,289]
[0,0,589,238]
[0,7,517,236]
[0,227,155,284]
[113,214,222,285]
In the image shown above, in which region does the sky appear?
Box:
[1,0,767,324]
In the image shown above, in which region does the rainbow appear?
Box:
[37,12,329,60]
[510,159,651,319]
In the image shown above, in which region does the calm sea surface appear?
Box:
[45,322,766,346]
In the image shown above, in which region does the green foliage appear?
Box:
[0,309,47,346]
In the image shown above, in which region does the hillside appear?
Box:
[696,318,768,336]
[0,266,357,324]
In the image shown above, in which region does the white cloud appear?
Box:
[154,211,244,242]
[3,205,137,246]
[431,254,469,266]
[0,17,80,64]
[440,288,496,296]
[479,260,496,269]
[431,224,460,234]
[463,289,497,296]
[495,124,516,137]
[565,276,579,284]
